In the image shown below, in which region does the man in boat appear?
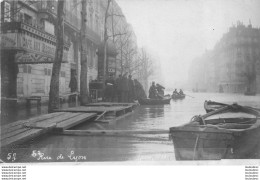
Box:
[173,89,179,95]
[156,83,165,97]
[179,89,184,95]
[149,82,159,99]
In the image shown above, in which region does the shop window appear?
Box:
[44,68,48,75]
[23,65,28,73]
[60,71,66,77]
[48,69,51,76]
[28,65,32,74]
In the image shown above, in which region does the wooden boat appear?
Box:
[244,91,256,96]
[172,93,185,100]
[204,100,227,113]
[169,103,260,160]
[204,100,260,113]
[138,97,171,105]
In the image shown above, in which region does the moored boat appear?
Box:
[204,100,227,113]
[204,100,260,113]
[169,103,260,160]
[172,93,185,100]
[244,91,256,96]
[138,98,171,105]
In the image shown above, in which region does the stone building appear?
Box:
[188,22,260,94]
[1,0,135,103]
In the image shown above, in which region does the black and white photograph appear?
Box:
[0,0,260,179]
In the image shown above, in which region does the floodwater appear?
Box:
[1,92,260,163]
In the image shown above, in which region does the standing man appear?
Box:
[69,71,78,103]
[128,75,135,102]
[69,72,78,93]
[149,81,158,99]
[115,74,123,102]
[121,73,129,102]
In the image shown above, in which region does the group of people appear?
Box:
[148,81,165,99]
[104,74,136,103]
[173,88,184,95]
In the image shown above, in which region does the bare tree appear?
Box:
[48,0,65,113]
[79,0,89,105]
[136,48,154,92]
[102,0,112,86]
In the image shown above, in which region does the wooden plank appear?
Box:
[1,121,26,135]
[2,120,28,133]
[55,106,126,113]
[59,129,169,136]
[86,102,138,107]
[56,113,96,130]
[1,129,44,147]
[25,113,82,128]
[1,128,30,140]
[25,112,67,123]
[1,112,66,135]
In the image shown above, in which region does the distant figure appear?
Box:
[179,89,184,95]
[149,82,158,99]
[173,89,178,95]
[69,73,77,92]
[219,85,223,93]
[115,74,123,102]
[128,75,135,102]
[156,83,165,97]
[104,75,115,102]
[134,79,147,99]
[69,72,78,103]
[121,73,129,102]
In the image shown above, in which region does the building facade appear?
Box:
[188,22,260,93]
[1,0,130,102]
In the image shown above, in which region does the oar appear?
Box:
[184,94,194,98]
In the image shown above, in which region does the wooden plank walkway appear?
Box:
[54,106,133,118]
[86,102,139,108]
[60,129,169,136]
[1,112,97,147]
[1,103,139,147]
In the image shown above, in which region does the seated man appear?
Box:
[179,89,184,95]
[173,88,179,95]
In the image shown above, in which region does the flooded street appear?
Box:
[2,92,260,162]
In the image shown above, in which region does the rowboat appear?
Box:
[204,100,260,113]
[169,103,260,160]
[172,93,185,100]
[138,98,171,105]
[204,100,227,113]
[244,91,256,96]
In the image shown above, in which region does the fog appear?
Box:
[116,0,260,88]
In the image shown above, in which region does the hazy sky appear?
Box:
[116,0,260,86]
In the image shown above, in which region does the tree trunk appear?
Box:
[48,0,65,113]
[80,0,89,105]
[103,0,112,87]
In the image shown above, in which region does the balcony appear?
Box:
[1,21,70,50]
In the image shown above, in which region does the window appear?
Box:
[60,71,66,77]
[24,14,32,25]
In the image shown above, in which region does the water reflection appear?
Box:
[2,92,260,162]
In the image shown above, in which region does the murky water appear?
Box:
[2,92,260,163]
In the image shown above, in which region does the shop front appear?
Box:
[1,22,69,99]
